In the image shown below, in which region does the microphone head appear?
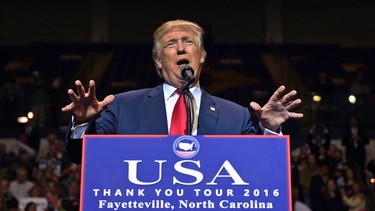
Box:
[180,65,194,76]
[179,65,195,92]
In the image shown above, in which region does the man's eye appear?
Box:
[184,40,194,45]
[165,42,176,48]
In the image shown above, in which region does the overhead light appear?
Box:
[348,95,356,104]
[312,95,321,103]
[17,116,28,124]
[27,112,34,119]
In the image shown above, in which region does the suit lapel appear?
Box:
[144,84,168,134]
[197,90,218,135]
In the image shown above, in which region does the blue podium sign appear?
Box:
[81,135,291,211]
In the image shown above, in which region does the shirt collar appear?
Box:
[163,82,201,101]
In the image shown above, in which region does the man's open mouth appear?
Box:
[176,59,190,67]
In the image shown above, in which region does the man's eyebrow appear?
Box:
[164,35,192,42]
[163,37,177,44]
[166,38,177,42]
[181,36,192,40]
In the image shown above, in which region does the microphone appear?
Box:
[180,65,195,92]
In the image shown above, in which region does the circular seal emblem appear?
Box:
[173,136,200,158]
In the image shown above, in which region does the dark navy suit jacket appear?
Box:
[66,84,257,163]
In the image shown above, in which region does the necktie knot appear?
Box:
[175,89,183,95]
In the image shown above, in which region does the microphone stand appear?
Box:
[179,66,195,135]
[184,91,194,135]
[180,81,194,135]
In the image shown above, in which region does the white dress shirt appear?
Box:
[163,83,201,135]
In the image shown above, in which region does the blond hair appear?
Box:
[152,20,205,60]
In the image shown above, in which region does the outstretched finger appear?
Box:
[88,80,96,99]
[75,80,86,97]
[269,85,286,102]
[61,103,74,112]
[280,90,297,106]
[67,89,79,102]
[288,112,304,119]
[285,99,302,111]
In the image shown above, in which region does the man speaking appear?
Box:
[62,20,303,164]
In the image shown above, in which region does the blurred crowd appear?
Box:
[292,120,375,211]
[0,131,80,211]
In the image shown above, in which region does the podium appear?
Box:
[80,135,292,210]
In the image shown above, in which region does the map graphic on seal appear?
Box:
[173,136,200,158]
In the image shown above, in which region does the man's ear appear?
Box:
[155,57,162,69]
[200,50,207,64]
[154,58,163,77]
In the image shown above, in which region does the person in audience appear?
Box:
[349,72,373,125]
[28,184,43,197]
[31,168,46,187]
[24,201,37,211]
[318,178,346,211]
[9,166,34,201]
[10,133,36,161]
[316,145,330,166]
[325,143,338,169]
[292,187,311,211]
[309,163,330,210]
[349,73,370,106]
[306,123,331,159]
[61,180,80,211]
[342,116,369,174]
[332,149,346,174]
[341,166,362,198]
[14,119,42,159]
[291,156,304,203]
[297,144,310,166]
[0,178,18,211]
[37,132,59,160]
[299,154,320,207]
[45,190,65,211]
[340,181,366,211]
[43,179,63,198]
[326,143,337,158]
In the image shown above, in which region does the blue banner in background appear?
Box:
[81,135,291,211]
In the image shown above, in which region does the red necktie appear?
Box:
[170,90,187,135]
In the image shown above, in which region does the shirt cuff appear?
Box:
[259,122,282,135]
[70,116,90,139]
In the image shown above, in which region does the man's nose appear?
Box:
[176,41,185,54]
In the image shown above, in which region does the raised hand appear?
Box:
[250,85,303,132]
[61,80,114,125]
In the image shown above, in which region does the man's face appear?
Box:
[0,180,9,194]
[155,26,206,89]
[17,169,27,183]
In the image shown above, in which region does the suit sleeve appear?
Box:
[65,119,98,164]
[64,103,116,164]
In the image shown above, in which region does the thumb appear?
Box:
[250,102,262,118]
[101,94,115,108]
